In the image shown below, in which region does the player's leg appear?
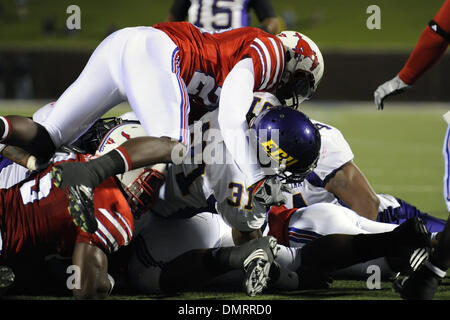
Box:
[159,236,278,296]
[51,28,190,233]
[376,194,446,234]
[282,204,430,286]
[397,217,450,300]
[128,212,277,296]
[298,218,431,286]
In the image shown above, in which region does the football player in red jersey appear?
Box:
[0,124,166,299]
[374,0,450,300]
[374,0,449,109]
[0,23,324,239]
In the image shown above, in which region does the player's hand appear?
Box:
[252,177,287,209]
[374,75,411,110]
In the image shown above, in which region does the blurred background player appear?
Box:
[373,0,450,299]
[166,0,280,34]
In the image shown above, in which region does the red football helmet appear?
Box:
[276,31,324,109]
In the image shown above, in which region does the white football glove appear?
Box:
[374,75,411,110]
[253,177,287,209]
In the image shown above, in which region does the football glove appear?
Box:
[252,177,287,210]
[374,75,411,110]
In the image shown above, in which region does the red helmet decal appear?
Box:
[106,137,115,145]
[121,131,131,140]
[293,33,319,71]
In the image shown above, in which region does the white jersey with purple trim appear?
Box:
[247,92,355,208]
[284,119,355,208]
[151,95,277,232]
[442,111,450,212]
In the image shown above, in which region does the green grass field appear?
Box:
[0,100,449,301]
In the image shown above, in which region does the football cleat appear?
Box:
[52,166,98,233]
[244,258,272,297]
[385,218,431,276]
[388,218,431,254]
[387,247,431,275]
[393,262,444,300]
[238,236,278,296]
[0,266,15,295]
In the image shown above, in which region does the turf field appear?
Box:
[0,100,449,301]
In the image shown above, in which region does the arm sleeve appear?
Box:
[218,58,265,186]
[250,0,277,21]
[169,0,191,21]
[398,0,450,85]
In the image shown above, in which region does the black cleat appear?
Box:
[0,266,15,295]
[393,263,443,300]
[387,247,431,275]
[231,236,278,296]
[52,165,98,233]
[388,218,431,255]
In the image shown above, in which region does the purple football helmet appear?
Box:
[250,106,321,183]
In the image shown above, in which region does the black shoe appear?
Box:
[393,263,443,300]
[391,218,431,248]
[387,247,430,275]
[235,236,278,296]
[52,163,98,233]
[0,266,15,296]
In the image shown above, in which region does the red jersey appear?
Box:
[154,22,285,109]
[267,205,297,247]
[399,0,450,84]
[0,154,133,259]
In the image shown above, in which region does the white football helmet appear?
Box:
[96,123,166,217]
[276,31,324,108]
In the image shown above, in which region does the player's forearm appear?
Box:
[72,242,111,300]
[399,1,450,85]
[1,145,34,168]
[325,162,380,221]
[218,59,264,185]
[398,26,449,85]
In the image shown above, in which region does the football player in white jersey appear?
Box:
[167,0,280,34]
[249,92,446,236]
[125,98,431,294]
